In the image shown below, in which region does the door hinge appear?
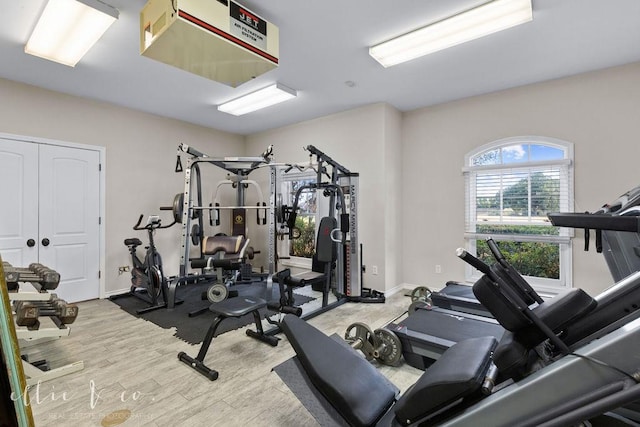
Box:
[98,163,102,171]
[98,270,101,279]
[99,217,102,225]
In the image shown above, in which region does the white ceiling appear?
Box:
[1,0,639,135]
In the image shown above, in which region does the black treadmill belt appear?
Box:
[401,309,504,343]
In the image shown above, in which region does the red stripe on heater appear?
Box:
[178,10,278,65]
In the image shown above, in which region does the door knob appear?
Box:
[42,238,50,247]
[26,239,35,247]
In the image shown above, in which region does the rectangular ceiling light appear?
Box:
[369,0,532,67]
[25,0,119,67]
[218,83,297,116]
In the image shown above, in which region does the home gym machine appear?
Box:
[165,143,275,309]
[275,145,384,304]
[110,211,179,314]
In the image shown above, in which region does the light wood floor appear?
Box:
[23,288,423,426]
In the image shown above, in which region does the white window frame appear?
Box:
[278,170,319,269]
[463,136,574,295]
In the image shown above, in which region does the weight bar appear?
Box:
[344,322,377,361]
[373,328,402,366]
[245,246,260,260]
[345,322,404,366]
[408,286,432,313]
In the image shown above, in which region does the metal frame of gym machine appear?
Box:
[167,143,381,320]
[166,143,274,308]
[281,145,360,303]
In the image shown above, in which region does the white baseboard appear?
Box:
[384,282,415,297]
[104,288,130,299]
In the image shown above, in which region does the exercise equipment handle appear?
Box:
[132,214,145,230]
[456,248,492,276]
[486,239,505,263]
[178,143,208,158]
[132,214,177,230]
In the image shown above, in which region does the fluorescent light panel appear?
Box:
[25,0,118,67]
[218,83,297,116]
[369,0,532,67]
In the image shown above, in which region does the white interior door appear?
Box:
[38,145,100,302]
[0,139,39,266]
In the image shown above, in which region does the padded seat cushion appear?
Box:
[282,314,398,427]
[124,238,142,246]
[532,288,596,330]
[202,235,245,256]
[393,336,497,426]
[475,273,597,348]
[209,296,266,317]
[516,288,597,347]
[492,331,530,379]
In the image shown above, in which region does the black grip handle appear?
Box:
[340,213,349,233]
[132,214,145,230]
[486,239,505,262]
[456,248,492,276]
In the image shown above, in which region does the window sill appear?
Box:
[280,257,312,269]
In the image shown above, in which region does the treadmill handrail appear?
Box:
[548,212,640,232]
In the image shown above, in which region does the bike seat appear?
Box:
[124,238,143,247]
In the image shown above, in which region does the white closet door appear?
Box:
[0,139,39,267]
[38,144,100,302]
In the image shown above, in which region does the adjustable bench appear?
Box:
[178,296,278,380]
[280,314,497,427]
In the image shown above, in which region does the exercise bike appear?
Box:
[111,211,180,314]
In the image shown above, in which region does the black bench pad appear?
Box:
[393,336,497,425]
[209,296,266,317]
[281,314,398,427]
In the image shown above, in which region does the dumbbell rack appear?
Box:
[6,267,84,387]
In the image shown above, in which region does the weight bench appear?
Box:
[187,235,251,317]
[178,296,278,380]
[279,314,497,426]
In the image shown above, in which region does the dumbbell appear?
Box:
[28,263,61,290]
[15,298,79,327]
[3,263,60,291]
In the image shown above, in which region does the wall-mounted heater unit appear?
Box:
[140,0,279,87]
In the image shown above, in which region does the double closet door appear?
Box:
[0,138,100,302]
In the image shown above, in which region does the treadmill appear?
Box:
[430,281,493,318]
[391,184,640,372]
[386,305,503,370]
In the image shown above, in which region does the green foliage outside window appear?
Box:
[291,216,316,258]
[476,225,560,279]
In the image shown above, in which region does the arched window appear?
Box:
[463,136,574,293]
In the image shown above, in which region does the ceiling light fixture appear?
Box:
[369,0,532,67]
[217,83,297,116]
[25,0,119,67]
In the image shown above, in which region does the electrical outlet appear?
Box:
[372,265,378,275]
[118,266,130,275]
[435,265,442,274]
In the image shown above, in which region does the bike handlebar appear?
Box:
[132,214,177,230]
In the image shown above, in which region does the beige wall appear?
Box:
[3,60,639,299]
[0,78,244,295]
[245,103,403,293]
[401,61,640,296]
